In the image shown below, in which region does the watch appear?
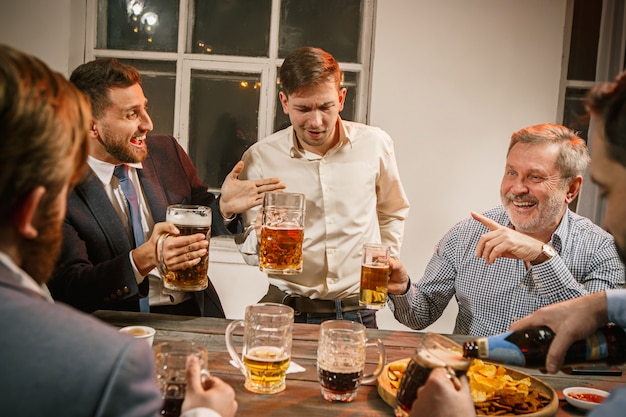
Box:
[530,243,556,266]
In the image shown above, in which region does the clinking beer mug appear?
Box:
[158,204,211,291]
[317,320,386,402]
[225,303,294,394]
[259,192,305,275]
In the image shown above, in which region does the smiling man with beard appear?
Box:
[387,123,625,336]
[49,58,284,317]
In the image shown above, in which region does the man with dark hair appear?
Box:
[0,44,236,417]
[237,47,410,328]
[50,58,284,316]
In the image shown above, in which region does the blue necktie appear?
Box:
[113,165,150,313]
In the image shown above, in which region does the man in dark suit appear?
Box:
[0,44,237,417]
[49,58,283,317]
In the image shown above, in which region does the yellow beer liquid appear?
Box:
[260,225,304,274]
[243,346,290,393]
[359,264,389,308]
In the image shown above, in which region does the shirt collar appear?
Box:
[0,250,54,302]
[289,117,352,159]
[88,156,143,185]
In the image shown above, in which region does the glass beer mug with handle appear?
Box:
[158,204,211,291]
[225,303,294,394]
[317,320,387,402]
[259,192,305,274]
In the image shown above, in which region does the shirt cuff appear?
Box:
[128,251,147,284]
[181,408,222,417]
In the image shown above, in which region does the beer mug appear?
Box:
[317,320,386,402]
[225,303,294,394]
[359,243,390,309]
[154,340,210,417]
[394,333,472,417]
[158,204,211,291]
[259,192,305,275]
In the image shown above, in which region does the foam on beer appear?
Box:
[167,211,211,226]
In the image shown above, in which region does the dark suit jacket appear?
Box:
[0,262,162,417]
[50,135,239,317]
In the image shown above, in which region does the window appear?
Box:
[87,0,376,189]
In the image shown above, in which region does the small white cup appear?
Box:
[119,325,156,346]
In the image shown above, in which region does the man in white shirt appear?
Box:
[0,44,236,417]
[237,47,410,328]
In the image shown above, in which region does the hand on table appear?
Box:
[471,211,545,264]
[408,367,475,417]
[182,356,238,417]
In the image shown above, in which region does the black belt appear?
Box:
[261,285,362,314]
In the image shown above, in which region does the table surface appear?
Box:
[95,310,625,417]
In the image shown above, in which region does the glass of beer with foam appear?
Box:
[394,333,472,417]
[225,303,294,394]
[259,192,305,275]
[317,320,386,402]
[359,243,390,309]
[159,204,211,291]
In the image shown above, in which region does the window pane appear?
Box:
[273,71,358,132]
[190,0,271,56]
[567,0,602,81]
[97,0,179,52]
[188,71,261,187]
[117,59,176,136]
[278,0,362,62]
[562,87,590,142]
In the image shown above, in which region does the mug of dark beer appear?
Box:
[154,340,210,417]
[158,204,211,291]
[317,320,386,402]
[394,333,472,417]
[259,192,305,275]
[359,243,390,309]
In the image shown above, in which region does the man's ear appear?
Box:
[11,186,46,239]
[565,176,583,203]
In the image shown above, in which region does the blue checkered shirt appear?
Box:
[388,206,625,336]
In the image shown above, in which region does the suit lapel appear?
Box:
[139,152,169,223]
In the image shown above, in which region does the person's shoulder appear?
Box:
[246,127,290,152]
[567,210,614,239]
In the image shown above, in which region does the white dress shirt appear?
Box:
[238,118,410,299]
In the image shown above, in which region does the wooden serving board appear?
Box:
[377,358,559,417]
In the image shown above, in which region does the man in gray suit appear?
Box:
[0,44,237,417]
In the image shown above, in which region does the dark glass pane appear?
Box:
[189,70,261,187]
[97,0,179,52]
[116,59,176,136]
[190,0,271,56]
[273,71,358,132]
[278,0,362,62]
[567,0,602,81]
[562,87,590,142]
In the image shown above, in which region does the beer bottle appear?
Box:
[462,325,626,367]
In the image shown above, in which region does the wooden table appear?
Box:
[95,310,625,416]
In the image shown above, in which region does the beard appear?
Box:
[503,191,565,235]
[98,125,147,164]
[18,199,64,285]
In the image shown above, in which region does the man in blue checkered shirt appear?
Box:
[388,123,625,336]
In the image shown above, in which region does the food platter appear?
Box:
[377,358,558,417]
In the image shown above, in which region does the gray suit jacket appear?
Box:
[0,262,162,417]
[50,135,238,316]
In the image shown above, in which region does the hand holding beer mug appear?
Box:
[225,303,294,394]
[158,205,211,291]
[317,320,386,402]
[259,192,305,274]
[359,243,390,309]
[154,340,210,417]
[394,333,472,417]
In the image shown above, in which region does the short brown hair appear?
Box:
[279,47,341,96]
[0,44,91,220]
[70,58,142,118]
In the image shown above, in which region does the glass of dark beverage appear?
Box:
[158,204,211,291]
[259,192,305,275]
[394,333,472,417]
[154,340,210,417]
[317,320,386,402]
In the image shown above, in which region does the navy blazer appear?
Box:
[50,135,239,317]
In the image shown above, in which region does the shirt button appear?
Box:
[123,286,130,294]
[116,289,123,297]
[532,274,539,280]
[519,283,525,288]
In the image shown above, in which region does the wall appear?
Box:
[0,0,568,332]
